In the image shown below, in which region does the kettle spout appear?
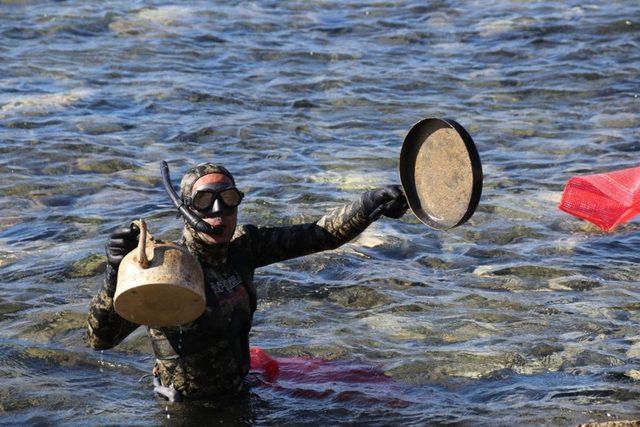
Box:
[133,219,150,268]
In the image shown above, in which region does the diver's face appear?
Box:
[191,173,238,244]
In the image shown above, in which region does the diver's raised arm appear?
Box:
[242,185,407,268]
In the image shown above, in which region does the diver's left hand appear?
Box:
[362,185,409,220]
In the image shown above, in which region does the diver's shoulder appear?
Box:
[231,224,258,242]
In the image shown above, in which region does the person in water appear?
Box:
[86,162,408,400]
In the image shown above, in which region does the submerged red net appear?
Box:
[249,347,392,384]
[558,165,640,232]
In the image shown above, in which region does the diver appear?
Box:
[86,161,408,401]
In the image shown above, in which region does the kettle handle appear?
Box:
[131,219,150,268]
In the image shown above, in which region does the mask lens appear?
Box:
[219,189,242,208]
[193,192,215,211]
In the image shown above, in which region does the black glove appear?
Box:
[105,224,140,267]
[362,185,409,221]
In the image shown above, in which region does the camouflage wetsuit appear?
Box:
[86,199,375,399]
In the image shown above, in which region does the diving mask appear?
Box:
[187,184,244,215]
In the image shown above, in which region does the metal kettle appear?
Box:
[114,219,206,327]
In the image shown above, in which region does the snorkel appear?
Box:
[160,161,224,236]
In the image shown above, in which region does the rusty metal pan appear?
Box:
[399,118,482,230]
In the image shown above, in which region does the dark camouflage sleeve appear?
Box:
[86,264,140,350]
[245,196,373,268]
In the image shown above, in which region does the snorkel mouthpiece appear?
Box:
[160,161,223,236]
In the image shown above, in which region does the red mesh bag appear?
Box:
[250,347,280,380]
[558,166,640,232]
[250,347,392,385]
